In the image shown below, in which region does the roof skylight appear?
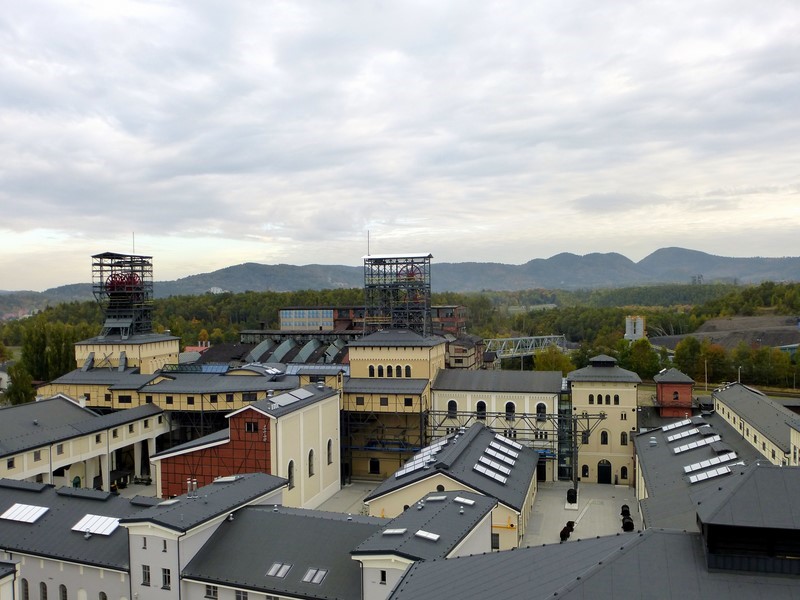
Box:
[0,503,49,523]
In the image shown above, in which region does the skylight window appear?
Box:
[302,568,328,584]
[485,447,516,465]
[72,514,120,536]
[478,456,512,475]
[266,562,292,578]
[454,496,475,506]
[0,503,49,523]
[426,495,447,502]
[661,418,692,432]
[382,528,408,536]
[683,452,738,474]
[415,530,440,542]
[666,428,699,442]
[473,463,508,484]
[489,441,519,459]
[494,434,523,450]
[673,435,721,454]
[687,466,732,484]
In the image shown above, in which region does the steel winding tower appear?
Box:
[92,251,154,338]
[363,253,433,336]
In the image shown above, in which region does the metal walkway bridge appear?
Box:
[484,335,568,359]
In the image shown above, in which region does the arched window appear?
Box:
[377,365,384,377]
[614,394,619,405]
[447,400,458,418]
[327,439,333,465]
[588,394,594,405]
[600,431,609,445]
[59,585,67,600]
[605,395,611,405]
[673,391,679,401]
[386,365,393,377]
[99,593,108,600]
[476,401,487,420]
[287,461,295,489]
[505,402,516,422]
[536,403,547,422]
[620,466,628,479]
[369,365,375,378]
[582,465,589,478]
[20,579,28,600]
[308,449,315,477]
[40,583,48,600]
[396,365,402,377]
[405,365,411,378]
[620,432,628,446]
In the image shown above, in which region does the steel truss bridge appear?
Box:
[484,335,568,359]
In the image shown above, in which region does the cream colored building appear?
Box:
[0,394,168,492]
[567,355,640,486]
[363,424,538,551]
[712,382,800,466]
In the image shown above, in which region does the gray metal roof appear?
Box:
[633,412,762,530]
[145,372,301,394]
[567,355,642,384]
[0,397,160,458]
[348,329,446,348]
[151,427,230,460]
[0,479,147,570]
[712,383,800,452]
[284,363,350,376]
[654,367,695,384]
[49,367,149,387]
[365,423,538,512]
[433,369,562,394]
[388,529,800,600]
[182,506,382,600]
[353,491,495,561]
[230,384,338,419]
[344,378,429,395]
[119,472,286,533]
[0,561,15,580]
[75,333,179,345]
[693,463,800,530]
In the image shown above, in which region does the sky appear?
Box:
[1,1,799,291]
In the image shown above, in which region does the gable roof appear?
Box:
[693,463,800,530]
[0,479,149,570]
[654,367,694,384]
[226,384,338,419]
[353,491,495,561]
[365,423,537,512]
[119,473,286,533]
[433,369,562,394]
[567,355,641,384]
[712,383,800,452]
[348,329,446,348]
[388,529,800,600]
[183,506,382,600]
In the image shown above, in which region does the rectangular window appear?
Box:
[404,397,413,407]
[204,584,218,598]
[243,392,257,402]
[226,394,234,403]
[380,570,387,585]
[95,434,102,444]
[621,413,627,421]
[119,395,132,404]
[161,568,171,590]
[210,394,218,404]
[235,592,249,600]
[491,533,500,550]
[380,397,389,407]
[34,450,41,462]
[56,444,64,455]
[145,395,153,404]
[144,419,150,429]
[187,396,195,405]
[128,424,134,433]
[454,358,463,364]
[104,393,112,402]
[112,429,118,439]
[245,422,258,433]
[6,458,14,469]
[356,396,365,406]
[142,565,150,586]
[158,416,163,424]
[166,396,174,405]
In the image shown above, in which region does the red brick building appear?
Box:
[654,368,694,418]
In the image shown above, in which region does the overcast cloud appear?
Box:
[1,0,799,290]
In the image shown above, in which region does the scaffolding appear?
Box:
[363,253,433,336]
[92,252,154,338]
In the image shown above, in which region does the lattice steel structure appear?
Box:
[92,252,154,338]
[484,335,568,359]
[363,253,433,336]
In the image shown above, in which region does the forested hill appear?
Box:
[3,247,800,316]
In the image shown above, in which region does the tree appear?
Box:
[0,341,10,363]
[5,363,35,405]
[21,316,48,381]
[534,344,576,376]
[627,339,661,380]
[674,336,702,380]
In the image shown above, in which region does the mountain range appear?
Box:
[2,247,799,317]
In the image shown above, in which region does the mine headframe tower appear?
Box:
[363,253,433,336]
[92,251,154,339]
